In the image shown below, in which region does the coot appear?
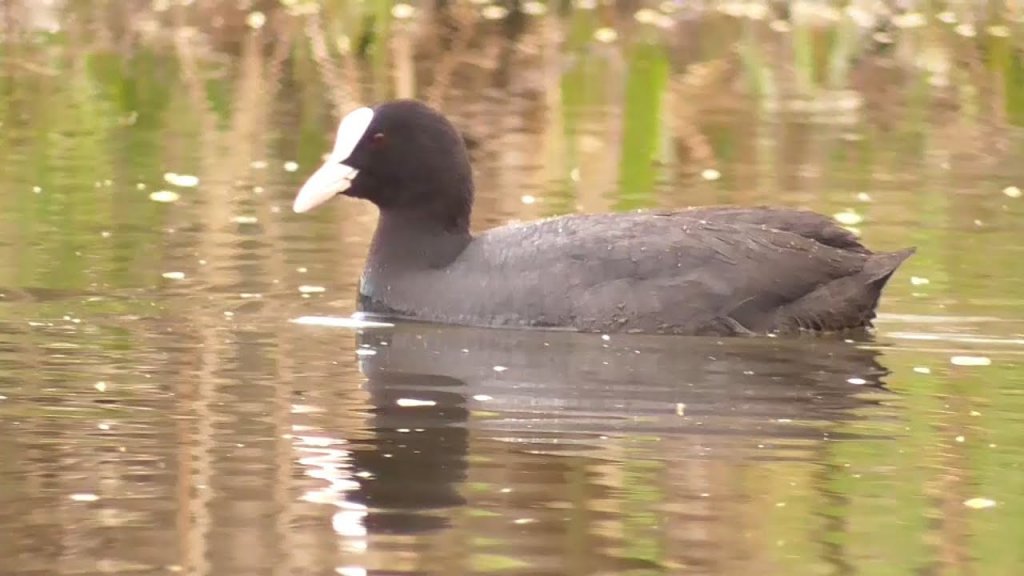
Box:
[293,99,914,336]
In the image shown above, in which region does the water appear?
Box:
[2,2,1024,574]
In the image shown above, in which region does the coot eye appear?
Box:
[370,132,386,150]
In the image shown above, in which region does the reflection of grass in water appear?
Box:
[822,349,1024,574]
[618,41,668,211]
[1003,46,1024,126]
[470,553,529,572]
[964,363,1024,574]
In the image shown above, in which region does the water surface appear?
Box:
[2,2,1024,575]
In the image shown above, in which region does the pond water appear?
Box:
[2,2,1024,575]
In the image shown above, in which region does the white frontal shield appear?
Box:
[292,107,375,213]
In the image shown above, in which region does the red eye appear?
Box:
[370,132,386,149]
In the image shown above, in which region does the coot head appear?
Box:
[293,99,474,232]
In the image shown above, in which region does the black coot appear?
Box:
[292,99,914,336]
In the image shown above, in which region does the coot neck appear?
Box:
[366,209,473,272]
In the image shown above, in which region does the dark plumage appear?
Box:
[293,99,914,336]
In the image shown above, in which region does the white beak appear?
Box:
[292,162,358,213]
[292,106,375,214]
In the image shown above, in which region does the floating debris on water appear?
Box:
[161,271,186,280]
[950,355,991,367]
[988,25,1011,37]
[833,210,863,225]
[481,4,509,19]
[676,402,686,416]
[856,192,872,202]
[298,285,326,294]
[701,168,722,181]
[1003,186,1021,198]
[719,1,765,19]
[954,23,977,38]
[283,161,299,172]
[251,160,268,169]
[964,498,996,509]
[473,394,493,402]
[522,1,547,15]
[163,172,199,187]
[492,365,508,373]
[593,27,618,43]
[634,8,658,24]
[913,366,932,374]
[892,12,927,28]
[847,377,867,385]
[290,315,394,329]
[231,215,259,224]
[396,398,436,407]
[391,3,415,19]
[69,493,100,502]
[911,276,930,286]
[94,381,107,392]
[245,11,266,29]
[520,195,536,205]
[149,190,180,203]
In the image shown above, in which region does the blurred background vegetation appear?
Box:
[1,0,1023,314]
